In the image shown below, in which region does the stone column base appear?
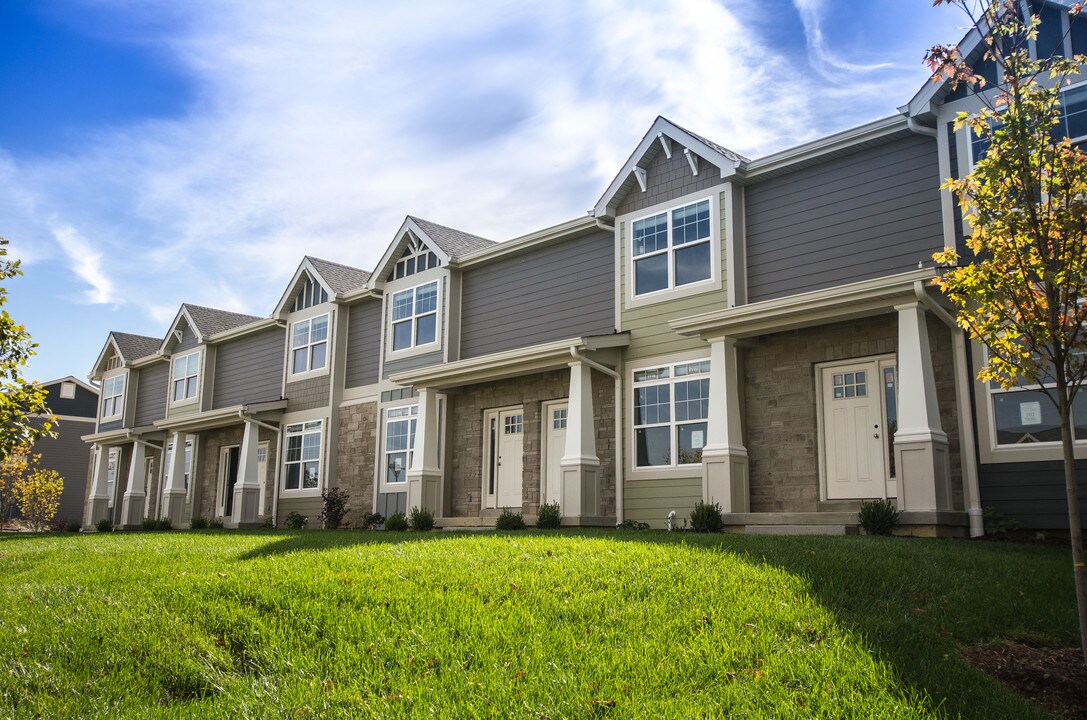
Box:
[561,458,600,518]
[407,470,442,515]
[702,445,749,513]
[160,489,188,527]
[84,496,110,530]
[228,485,261,528]
[894,435,952,513]
[119,492,146,530]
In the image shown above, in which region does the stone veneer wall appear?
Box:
[195,425,280,520]
[335,401,378,521]
[742,314,961,513]
[448,369,616,518]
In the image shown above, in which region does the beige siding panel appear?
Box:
[278,497,324,526]
[624,477,702,526]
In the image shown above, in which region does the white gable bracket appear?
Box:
[632,166,647,193]
[684,148,699,176]
[657,133,672,159]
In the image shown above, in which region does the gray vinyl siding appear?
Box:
[978,461,1087,530]
[460,231,616,359]
[33,419,95,523]
[345,300,382,388]
[615,144,725,217]
[134,362,169,427]
[384,349,444,378]
[378,491,407,519]
[285,376,330,412]
[745,133,943,302]
[43,382,98,418]
[174,320,200,352]
[98,420,123,432]
[213,327,285,408]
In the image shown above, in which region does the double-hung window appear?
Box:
[292,314,329,374]
[284,420,323,491]
[383,405,418,486]
[632,199,712,297]
[172,352,200,403]
[390,281,438,352]
[101,374,125,419]
[633,360,711,467]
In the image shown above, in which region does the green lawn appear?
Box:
[0,530,1077,719]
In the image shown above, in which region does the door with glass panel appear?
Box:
[542,402,568,506]
[821,362,886,499]
[484,407,524,509]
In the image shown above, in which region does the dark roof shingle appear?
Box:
[409,216,497,261]
[306,257,371,295]
[666,118,750,164]
[183,304,264,338]
[110,332,162,362]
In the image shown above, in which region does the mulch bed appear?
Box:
[963,641,1087,719]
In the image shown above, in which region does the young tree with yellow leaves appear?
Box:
[927,0,1087,664]
[14,468,63,532]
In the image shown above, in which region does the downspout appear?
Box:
[239,411,283,527]
[914,282,984,537]
[569,348,623,523]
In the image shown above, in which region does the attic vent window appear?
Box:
[59,382,76,399]
[390,234,439,281]
[293,276,328,312]
[105,355,122,371]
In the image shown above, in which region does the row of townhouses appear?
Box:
[81,5,1087,534]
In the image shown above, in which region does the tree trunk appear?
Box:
[1057,386,1087,666]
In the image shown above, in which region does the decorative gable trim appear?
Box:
[369,217,452,289]
[273,258,337,318]
[593,117,746,219]
[90,336,126,378]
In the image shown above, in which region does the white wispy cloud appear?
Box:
[794,0,895,78]
[50,224,115,304]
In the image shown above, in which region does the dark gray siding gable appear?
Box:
[43,382,98,418]
[460,230,616,359]
[174,319,200,352]
[345,300,381,388]
[213,327,286,408]
[979,460,1087,529]
[745,133,943,302]
[134,362,169,427]
[615,145,725,217]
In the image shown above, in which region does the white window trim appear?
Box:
[386,278,442,359]
[624,192,722,310]
[630,356,712,472]
[282,418,325,496]
[289,311,331,379]
[380,403,418,492]
[170,351,201,407]
[100,372,126,422]
[972,343,1087,463]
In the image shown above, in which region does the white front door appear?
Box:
[542,401,568,506]
[485,407,524,509]
[822,362,886,500]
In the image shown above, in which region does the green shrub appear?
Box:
[536,501,562,529]
[495,507,526,531]
[66,519,81,532]
[384,512,408,532]
[95,518,113,533]
[615,519,650,531]
[319,487,350,529]
[408,506,435,532]
[155,518,173,531]
[189,516,208,530]
[207,517,224,529]
[360,512,384,530]
[260,515,274,529]
[690,501,724,533]
[858,499,902,536]
[285,511,308,530]
[983,506,1022,538]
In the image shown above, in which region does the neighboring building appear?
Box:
[81,2,1087,534]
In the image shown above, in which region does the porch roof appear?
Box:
[669,268,952,340]
[153,399,287,434]
[390,333,630,391]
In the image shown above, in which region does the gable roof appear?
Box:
[182,304,264,338]
[41,375,99,395]
[305,256,371,295]
[111,332,162,363]
[593,116,749,218]
[407,216,497,260]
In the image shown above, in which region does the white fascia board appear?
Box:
[153,399,289,433]
[206,317,283,344]
[90,335,124,379]
[157,305,203,355]
[369,217,454,290]
[669,268,937,339]
[454,216,598,268]
[742,114,909,180]
[131,354,167,369]
[81,428,130,444]
[41,375,100,395]
[272,257,337,318]
[335,287,381,304]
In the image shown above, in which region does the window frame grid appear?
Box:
[632,359,711,469]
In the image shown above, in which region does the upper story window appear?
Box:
[101,374,125,420]
[389,235,440,281]
[633,360,711,468]
[291,314,329,375]
[969,85,1087,164]
[390,281,438,352]
[292,276,328,312]
[171,351,200,403]
[59,382,76,399]
[632,198,712,297]
[284,420,323,491]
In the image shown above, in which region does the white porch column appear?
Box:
[406,388,442,513]
[84,444,112,529]
[230,420,263,528]
[894,302,952,513]
[561,360,600,519]
[161,431,189,526]
[119,442,147,529]
[702,336,749,512]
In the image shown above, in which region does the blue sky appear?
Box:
[0,0,968,384]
